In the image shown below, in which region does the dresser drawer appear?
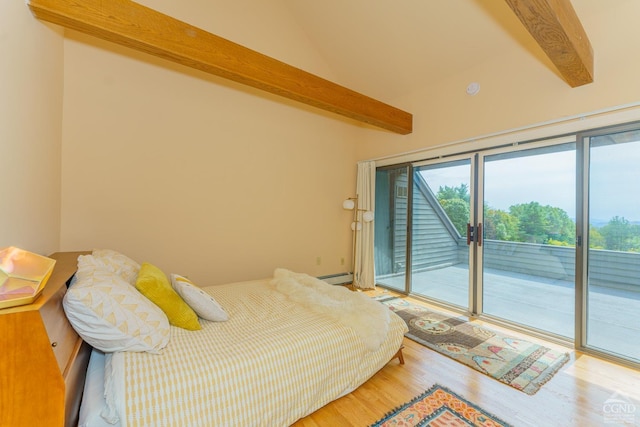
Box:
[40,284,80,373]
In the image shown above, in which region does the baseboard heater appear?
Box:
[318,272,352,285]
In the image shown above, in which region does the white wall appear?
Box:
[0,1,63,255]
[60,0,359,284]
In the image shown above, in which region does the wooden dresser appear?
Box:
[0,252,90,427]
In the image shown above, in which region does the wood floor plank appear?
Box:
[293,291,640,426]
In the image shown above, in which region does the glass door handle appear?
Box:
[467,223,482,246]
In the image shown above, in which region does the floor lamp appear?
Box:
[343,196,374,288]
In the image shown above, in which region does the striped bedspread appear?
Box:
[106,278,407,427]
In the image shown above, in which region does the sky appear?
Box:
[589,141,640,222]
[418,140,640,223]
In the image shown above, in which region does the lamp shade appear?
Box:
[362,211,375,222]
[343,199,355,210]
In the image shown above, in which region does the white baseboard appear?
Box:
[318,272,352,285]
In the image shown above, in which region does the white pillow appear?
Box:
[170,274,229,321]
[64,266,170,353]
[90,249,141,285]
[75,255,113,281]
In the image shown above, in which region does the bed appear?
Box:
[56,250,408,427]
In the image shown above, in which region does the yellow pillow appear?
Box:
[135,262,201,330]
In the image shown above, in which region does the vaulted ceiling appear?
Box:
[27,0,629,134]
[283,0,614,101]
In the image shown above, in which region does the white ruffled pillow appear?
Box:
[89,249,141,285]
[170,274,229,322]
[64,262,170,353]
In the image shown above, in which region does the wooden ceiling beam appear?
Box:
[504,0,593,87]
[27,0,413,135]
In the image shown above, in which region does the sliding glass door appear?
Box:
[584,129,640,362]
[375,166,409,292]
[480,142,576,338]
[374,122,640,365]
[410,157,473,308]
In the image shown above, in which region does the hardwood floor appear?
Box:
[293,290,640,427]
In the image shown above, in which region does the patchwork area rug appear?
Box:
[376,296,570,395]
[370,383,512,427]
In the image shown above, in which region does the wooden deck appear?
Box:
[377,264,640,362]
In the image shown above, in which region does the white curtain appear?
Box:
[354,161,376,289]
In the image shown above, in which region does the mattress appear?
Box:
[81,277,407,427]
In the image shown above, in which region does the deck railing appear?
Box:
[478,240,640,291]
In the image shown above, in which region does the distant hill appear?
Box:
[590,219,640,228]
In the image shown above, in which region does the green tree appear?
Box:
[484,208,519,241]
[434,185,580,247]
[508,202,574,244]
[440,198,469,235]
[437,184,470,236]
[437,184,470,203]
[509,202,548,243]
[544,206,575,245]
[588,226,606,249]
[599,216,640,252]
